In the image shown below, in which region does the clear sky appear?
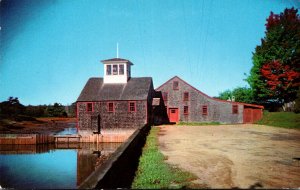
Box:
[1,0,299,105]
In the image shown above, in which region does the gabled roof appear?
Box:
[101,58,133,65]
[77,77,152,101]
[156,76,264,109]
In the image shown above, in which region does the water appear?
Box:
[0,143,121,189]
[56,126,78,135]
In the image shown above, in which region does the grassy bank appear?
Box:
[177,121,221,126]
[132,127,198,189]
[0,115,76,134]
[256,111,300,129]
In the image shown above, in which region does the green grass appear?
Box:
[177,121,221,126]
[256,111,300,129]
[132,127,199,189]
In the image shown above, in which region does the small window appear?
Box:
[202,105,208,115]
[86,103,93,112]
[119,64,124,75]
[113,65,118,75]
[163,92,168,102]
[106,65,111,75]
[232,105,238,114]
[128,102,136,112]
[107,102,114,112]
[184,106,188,115]
[173,81,179,90]
[183,92,189,101]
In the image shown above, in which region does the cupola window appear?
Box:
[113,65,118,75]
[106,65,112,75]
[119,64,124,75]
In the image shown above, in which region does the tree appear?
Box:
[0,97,25,116]
[47,103,66,117]
[217,87,254,104]
[260,60,300,102]
[247,7,300,105]
[25,105,48,117]
[218,90,232,101]
[65,102,77,117]
[232,87,254,103]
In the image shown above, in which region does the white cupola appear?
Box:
[101,58,133,84]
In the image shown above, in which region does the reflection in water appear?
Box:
[0,143,121,189]
[77,143,121,186]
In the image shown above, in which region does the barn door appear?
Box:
[169,108,179,123]
[243,108,253,123]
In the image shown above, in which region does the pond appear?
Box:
[0,143,121,189]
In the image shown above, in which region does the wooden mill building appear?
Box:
[156,76,263,124]
[76,58,157,136]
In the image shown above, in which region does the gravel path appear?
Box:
[158,124,300,189]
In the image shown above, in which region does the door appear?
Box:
[91,114,101,134]
[169,108,179,123]
[243,108,253,123]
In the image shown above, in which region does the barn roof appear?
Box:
[101,58,133,65]
[77,77,152,101]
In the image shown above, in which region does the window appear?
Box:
[232,105,238,114]
[86,103,93,112]
[162,92,168,102]
[202,105,208,115]
[107,102,114,112]
[184,106,188,115]
[106,65,111,75]
[128,102,136,112]
[119,64,124,75]
[183,92,189,101]
[173,81,179,90]
[113,65,118,75]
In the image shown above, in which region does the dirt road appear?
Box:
[158,124,300,189]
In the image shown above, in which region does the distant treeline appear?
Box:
[0,97,76,118]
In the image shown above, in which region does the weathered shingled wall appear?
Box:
[77,100,147,131]
[157,77,244,124]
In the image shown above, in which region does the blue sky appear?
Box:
[1,0,299,105]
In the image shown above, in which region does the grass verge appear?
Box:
[131,127,199,189]
[256,111,300,129]
[177,121,221,126]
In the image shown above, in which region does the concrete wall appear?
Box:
[157,77,244,124]
[79,124,151,189]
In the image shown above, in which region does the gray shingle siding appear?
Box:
[77,101,147,130]
[156,76,244,124]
